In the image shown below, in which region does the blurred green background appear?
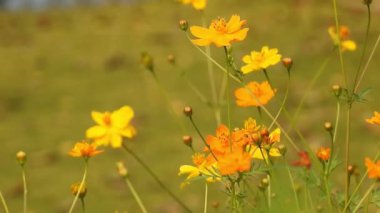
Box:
[1,0,380,212]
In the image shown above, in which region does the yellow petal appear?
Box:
[192,0,206,10]
[269,148,281,157]
[86,126,107,138]
[242,55,252,64]
[269,128,281,143]
[226,15,241,32]
[190,26,211,39]
[120,126,136,138]
[192,38,211,46]
[111,106,134,129]
[110,134,123,148]
[91,111,106,125]
[342,40,357,51]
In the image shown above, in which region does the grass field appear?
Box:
[1,0,380,212]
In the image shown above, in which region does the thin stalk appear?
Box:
[68,161,88,213]
[204,184,208,213]
[343,149,380,211]
[354,33,380,93]
[332,0,347,88]
[202,16,220,125]
[267,175,271,209]
[0,191,10,213]
[324,175,333,213]
[124,177,148,213]
[80,197,85,213]
[352,4,371,93]
[284,162,301,211]
[21,167,27,213]
[121,143,191,212]
[289,53,333,131]
[352,183,376,212]
[333,101,341,144]
[344,107,351,207]
[151,73,186,133]
[189,117,218,160]
[223,46,232,150]
[269,76,290,129]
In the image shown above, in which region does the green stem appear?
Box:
[189,117,218,160]
[352,4,371,93]
[204,184,208,213]
[284,162,301,211]
[332,0,347,88]
[324,175,333,212]
[80,197,85,213]
[0,191,10,213]
[223,46,232,150]
[263,69,272,87]
[68,160,88,213]
[121,143,191,212]
[333,101,341,144]
[125,177,148,213]
[354,33,380,93]
[289,53,333,131]
[21,167,27,213]
[151,73,186,133]
[269,76,290,129]
[352,183,376,212]
[344,107,351,207]
[343,149,380,211]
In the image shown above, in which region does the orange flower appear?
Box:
[366,111,380,126]
[234,81,275,107]
[190,15,249,47]
[218,150,251,175]
[69,142,103,158]
[365,158,380,179]
[293,151,311,170]
[316,147,331,161]
[205,125,231,156]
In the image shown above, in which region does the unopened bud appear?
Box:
[16,151,27,166]
[211,201,219,209]
[179,20,189,31]
[116,161,128,178]
[348,164,357,176]
[282,57,293,70]
[332,85,342,97]
[167,54,175,65]
[140,52,154,72]
[261,177,269,187]
[71,182,87,198]
[324,122,333,132]
[182,135,193,147]
[183,106,193,117]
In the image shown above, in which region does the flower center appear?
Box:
[103,113,112,126]
[211,18,227,33]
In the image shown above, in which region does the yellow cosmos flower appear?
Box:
[249,145,281,160]
[190,15,249,47]
[328,26,357,51]
[366,111,380,126]
[241,46,282,74]
[69,141,103,158]
[179,0,206,10]
[178,163,220,188]
[86,106,136,148]
[234,81,276,107]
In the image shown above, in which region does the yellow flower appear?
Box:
[190,15,249,47]
[234,81,276,107]
[328,26,357,51]
[241,46,282,74]
[86,106,136,148]
[366,111,380,126]
[249,145,281,160]
[69,141,103,158]
[179,0,206,10]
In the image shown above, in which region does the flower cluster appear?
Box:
[328,25,357,51]
[179,118,281,186]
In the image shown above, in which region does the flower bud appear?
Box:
[260,128,269,138]
[211,201,219,209]
[16,151,27,166]
[261,177,269,187]
[332,85,342,97]
[282,57,293,70]
[348,164,358,176]
[179,20,189,31]
[71,182,87,198]
[183,106,193,117]
[140,52,154,72]
[167,54,175,65]
[116,161,128,178]
[324,122,333,132]
[182,135,193,148]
